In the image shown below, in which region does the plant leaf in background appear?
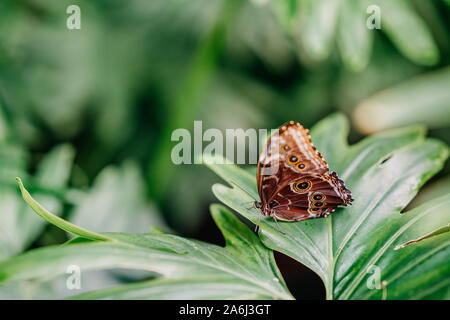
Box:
[276,0,440,70]
[296,0,342,62]
[373,0,439,66]
[351,64,450,215]
[337,0,372,71]
[0,182,293,300]
[0,143,74,260]
[353,66,450,134]
[207,113,450,299]
[69,161,167,234]
[0,0,448,301]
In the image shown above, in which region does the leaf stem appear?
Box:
[326,216,334,300]
[16,177,112,242]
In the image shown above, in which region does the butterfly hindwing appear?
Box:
[267,174,349,220]
[272,207,311,222]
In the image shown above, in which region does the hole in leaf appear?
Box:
[274,251,325,300]
[379,154,393,166]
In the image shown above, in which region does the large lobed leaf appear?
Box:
[0,181,293,300]
[206,113,449,299]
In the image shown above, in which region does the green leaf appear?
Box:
[0,144,74,260]
[69,161,168,234]
[372,0,439,66]
[353,66,450,133]
[271,0,299,30]
[15,177,110,242]
[297,0,342,61]
[206,113,450,299]
[0,182,293,300]
[276,0,440,69]
[337,1,372,71]
[0,102,9,141]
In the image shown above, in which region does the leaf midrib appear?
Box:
[327,139,430,299]
[326,215,334,300]
[334,139,427,261]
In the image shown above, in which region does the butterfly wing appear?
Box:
[257,121,329,205]
[269,173,353,221]
[257,120,353,222]
[272,207,312,221]
[276,121,329,175]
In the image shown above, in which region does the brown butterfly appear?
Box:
[254,121,353,232]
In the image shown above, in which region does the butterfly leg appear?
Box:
[246,204,255,211]
[271,214,286,235]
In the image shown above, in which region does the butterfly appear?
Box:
[254,121,353,232]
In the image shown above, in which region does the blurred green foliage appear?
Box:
[0,0,449,299]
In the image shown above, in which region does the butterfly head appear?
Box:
[254,201,274,217]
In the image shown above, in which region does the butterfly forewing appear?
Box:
[256,121,352,222]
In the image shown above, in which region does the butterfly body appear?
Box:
[255,121,352,224]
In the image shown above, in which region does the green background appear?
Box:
[0,0,449,299]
